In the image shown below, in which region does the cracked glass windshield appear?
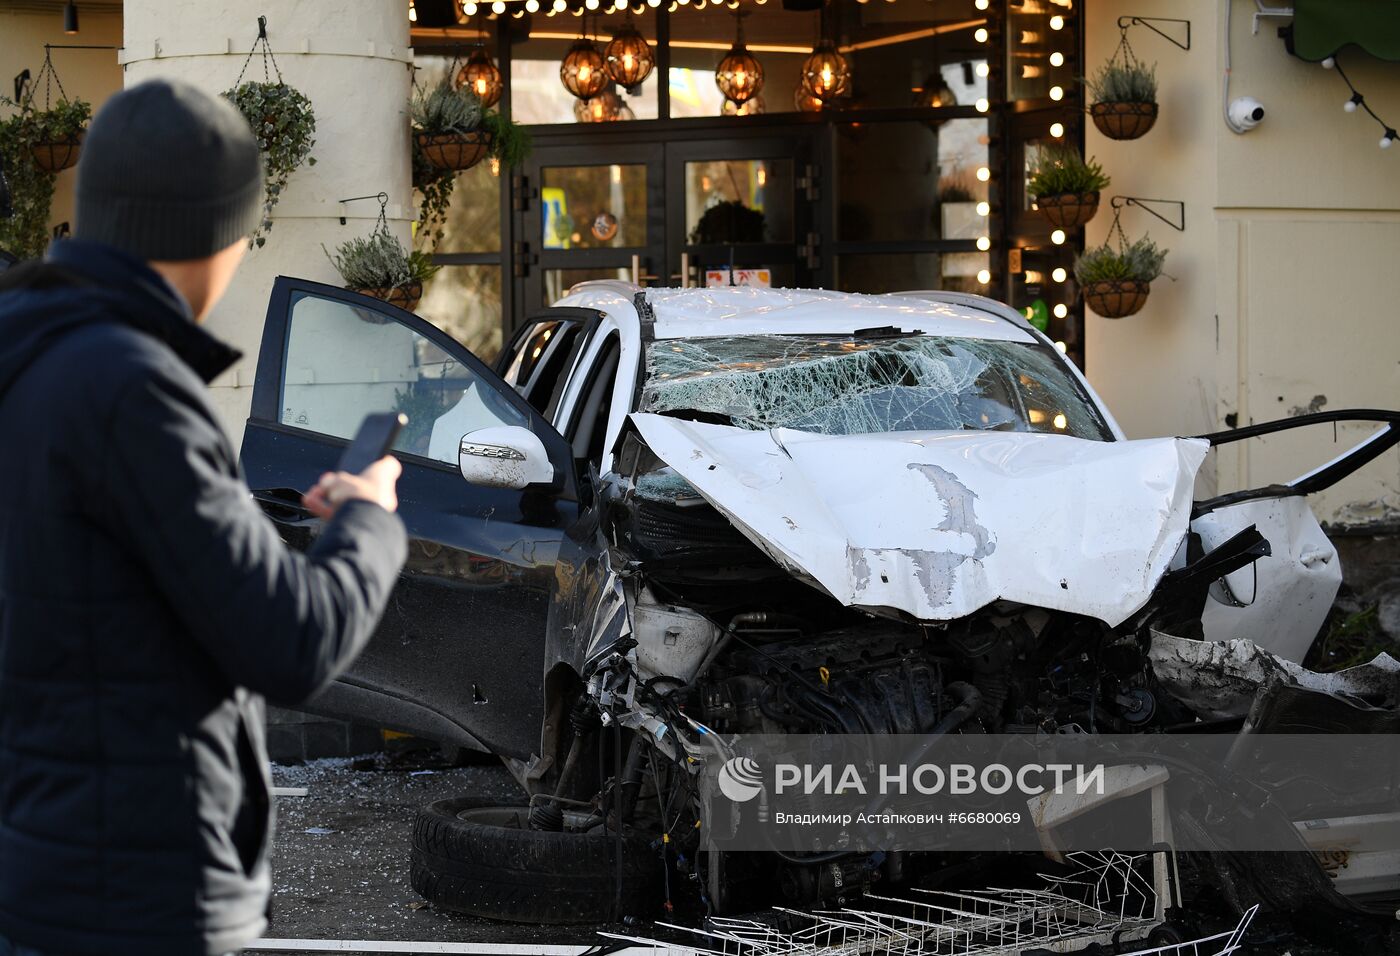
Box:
[642,334,1110,440]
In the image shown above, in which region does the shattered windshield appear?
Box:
[641,334,1111,439]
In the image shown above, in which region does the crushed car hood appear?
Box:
[630,414,1210,626]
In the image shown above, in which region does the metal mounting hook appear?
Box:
[257,15,268,40]
[1110,196,1185,232]
[337,191,389,225]
[1117,16,1191,51]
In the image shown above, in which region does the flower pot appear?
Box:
[358,282,423,313]
[1036,191,1100,229]
[1090,101,1158,141]
[415,130,491,172]
[1084,279,1151,318]
[31,135,82,173]
[939,201,980,240]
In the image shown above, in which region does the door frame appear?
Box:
[663,131,821,290]
[513,141,666,317]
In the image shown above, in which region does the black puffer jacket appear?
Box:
[0,240,407,955]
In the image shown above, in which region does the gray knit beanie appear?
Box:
[75,78,263,261]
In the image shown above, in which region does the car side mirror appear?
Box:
[458,425,556,490]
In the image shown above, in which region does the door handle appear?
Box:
[630,254,658,286]
[251,488,319,526]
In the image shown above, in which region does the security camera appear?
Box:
[1229,96,1266,132]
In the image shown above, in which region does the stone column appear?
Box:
[121,1,414,447]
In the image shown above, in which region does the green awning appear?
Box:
[1291,0,1400,62]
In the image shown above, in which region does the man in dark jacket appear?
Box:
[0,80,408,955]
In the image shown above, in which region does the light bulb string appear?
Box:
[1332,56,1396,138]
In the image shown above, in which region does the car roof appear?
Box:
[625,287,1038,342]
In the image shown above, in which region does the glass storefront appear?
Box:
[411,0,1085,364]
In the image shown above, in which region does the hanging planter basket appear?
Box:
[416,130,492,172]
[30,134,83,173]
[1084,279,1151,319]
[1090,101,1158,140]
[1037,191,1100,229]
[357,282,424,313]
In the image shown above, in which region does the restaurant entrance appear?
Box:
[516,128,821,313]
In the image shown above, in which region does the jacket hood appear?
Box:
[0,240,239,402]
[630,413,1210,626]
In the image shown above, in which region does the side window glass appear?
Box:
[502,321,561,389]
[280,292,528,465]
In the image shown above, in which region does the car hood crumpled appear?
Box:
[630,413,1210,626]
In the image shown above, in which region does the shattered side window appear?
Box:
[641,334,1110,439]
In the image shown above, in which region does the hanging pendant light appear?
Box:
[801,39,851,100]
[794,85,824,112]
[715,12,764,106]
[456,47,504,108]
[561,37,609,99]
[722,93,765,116]
[575,88,625,122]
[604,16,655,89]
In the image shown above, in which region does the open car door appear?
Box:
[1188,410,1399,662]
[239,277,580,760]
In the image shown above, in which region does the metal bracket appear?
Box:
[13,69,30,104]
[337,191,389,225]
[1110,196,1185,232]
[1117,16,1191,51]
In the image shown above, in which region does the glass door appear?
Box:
[664,133,819,291]
[516,142,665,315]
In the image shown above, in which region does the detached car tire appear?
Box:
[410,799,662,924]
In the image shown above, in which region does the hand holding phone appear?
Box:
[301,413,407,519]
[337,412,406,475]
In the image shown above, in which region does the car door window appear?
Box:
[280,291,528,465]
[500,318,590,416]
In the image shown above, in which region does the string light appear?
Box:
[1049,121,1064,137]
[1051,267,1067,282]
[975,97,989,112]
[974,27,988,43]
[1049,51,1064,67]
[1054,340,1068,353]
[977,269,992,284]
[976,201,990,216]
[553,0,567,9]
[974,0,989,9]
[464,1,478,14]
[976,236,991,251]
[1053,303,1069,318]
[491,0,504,12]
[975,62,989,77]
[1050,229,1066,244]
[1049,85,1064,101]
[975,166,990,181]
[1327,55,1399,151]
[1049,15,1064,30]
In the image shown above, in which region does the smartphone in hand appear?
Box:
[338,412,407,476]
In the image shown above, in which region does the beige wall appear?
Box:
[121,0,415,450]
[1085,0,1400,527]
[0,5,124,236]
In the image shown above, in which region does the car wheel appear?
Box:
[410,799,662,924]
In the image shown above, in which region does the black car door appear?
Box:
[239,276,580,761]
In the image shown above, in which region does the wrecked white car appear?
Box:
[240,280,1399,933]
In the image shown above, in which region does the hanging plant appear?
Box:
[222,18,316,247]
[223,82,316,248]
[412,80,490,172]
[325,225,439,313]
[1074,233,1167,319]
[410,77,531,251]
[1086,29,1159,141]
[0,95,90,259]
[1027,145,1110,229]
